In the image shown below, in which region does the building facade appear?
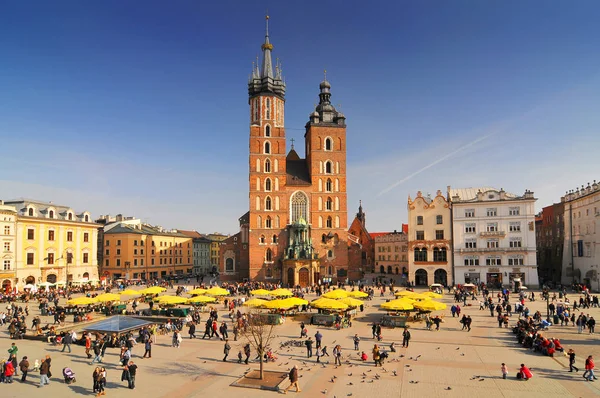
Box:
[374,230,409,281]
[245,17,349,286]
[407,191,452,286]
[219,212,250,282]
[4,199,100,289]
[207,233,229,274]
[101,221,193,280]
[347,202,375,280]
[535,202,564,287]
[450,187,539,288]
[562,180,600,291]
[0,202,17,292]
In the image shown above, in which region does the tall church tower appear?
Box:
[305,77,349,279]
[248,16,288,280]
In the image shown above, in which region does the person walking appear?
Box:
[18,356,29,383]
[305,337,313,358]
[333,345,342,366]
[95,367,106,396]
[299,322,306,338]
[244,343,251,365]
[568,349,579,372]
[584,355,596,381]
[39,356,50,388]
[372,344,381,367]
[61,331,73,353]
[85,334,92,359]
[4,359,15,383]
[7,343,18,375]
[588,317,596,334]
[91,342,103,364]
[223,340,231,362]
[283,365,301,394]
[127,360,137,389]
[465,316,472,332]
[93,367,101,394]
[188,322,196,339]
[314,331,323,350]
[143,338,152,358]
[353,334,360,351]
[402,327,411,348]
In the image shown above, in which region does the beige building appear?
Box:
[562,180,600,291]
[0,202,17,292]
[374,231,409,282]
[4,199,100,289]
[407,190,452,286]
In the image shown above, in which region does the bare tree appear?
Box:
[241,310,277,380]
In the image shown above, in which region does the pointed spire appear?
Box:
[261,15,274,79]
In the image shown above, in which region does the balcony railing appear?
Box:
[458,247,533,253]
[479,231,506,238]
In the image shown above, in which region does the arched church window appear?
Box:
[265,196,272,210]
[290,191,308,223]
[325,161,332,174]
[326,216,333,228]
[272,234,277,244]
[265,216,272,229]
[265,178,271,191]
[266,248,273,262]
[326,197,332,211]
[325,137,332,151]
[326,178,332,192]
[265,159,271,173]
[264,141,271,154]
[260,235,265,244]
[265,125,271,137]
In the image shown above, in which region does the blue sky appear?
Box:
[1,1,599,234]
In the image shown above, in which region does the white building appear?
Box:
[0,202,17,292]
[561,181,600,291]
[449,187,539,288]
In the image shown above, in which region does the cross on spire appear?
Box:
[324,69,327,80]
[290,138,295,150]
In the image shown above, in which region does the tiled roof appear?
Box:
[369,232,389,239]
[178,230,202,239]
[449,187,517,201]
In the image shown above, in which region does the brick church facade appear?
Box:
[220,17,371,286]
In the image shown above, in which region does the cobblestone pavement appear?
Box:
[1,288,598,398]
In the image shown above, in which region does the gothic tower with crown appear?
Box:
[245,16,349,286]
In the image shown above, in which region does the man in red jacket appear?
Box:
[584,355,596,381]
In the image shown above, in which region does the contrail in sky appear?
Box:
[376,132,496,197]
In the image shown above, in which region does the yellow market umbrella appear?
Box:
[188,288,208,296]
[243,298,268,308]
[281,297,308,307]
[338,297,363,307]
[414,300,447,312]
[394,290,416,297]
[408,293,431,301]
[67,297,98,306]
[263,299,295,310]
[423,291,443,299]
[188,295,217,304]
[322,289,349,299]
[269,288,293,297]
[120,289,142,297]
[312,298,348,310]
[205,287,230,296]
[95,293,122,303]
[348,290,369,298]
[157,295,188,305]
[250,289,272,296]
[381,299,414,311]
[140,286,167,295]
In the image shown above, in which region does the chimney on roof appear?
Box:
[116,214,123,222]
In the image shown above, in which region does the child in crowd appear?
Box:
[501,363,508,379]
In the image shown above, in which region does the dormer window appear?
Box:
[48,210,54,218]
[84,215,89,222]
[28,208,34,217]
[325,137,332,151]
[68,212,73,220]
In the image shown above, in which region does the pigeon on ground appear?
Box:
[456,347,460,350]
[405,365,410,368]
[333,376,337,379]
[479,379,484,382]
[460,353,465,356]
[399,354,405,358]
[446,387,452,390]
[347,382,353,386]
[367,370,372,372]
[367,380,374,383]
[409,357,413,360]
[322,389,328,394]
[382,368,387,373]
[436,347,441,350]
[348,394,353,397]
[416,355,422,359]
[392,371,397,376]
[348,373,352,377]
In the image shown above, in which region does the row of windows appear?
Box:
[104,257,190,267]
[25,252,89,265]
[416,215,444,225]
[377,254,408,261]
[415,230,445,240]
[464,222,522,233]
[27,229,89,242]
[463,256,524,266]
[259,234,278,244]
[463,207,520,218]
[414,247,448,262]
[377,246,408,252]
[105,240,188,248]
[106,249,189,256]
[464,238,522,249]
[25,207,91,222]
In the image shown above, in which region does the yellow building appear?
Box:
[4,199,100,289]
[0,202,17,292]
[206,233,229,273]
[101,221,193,281]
